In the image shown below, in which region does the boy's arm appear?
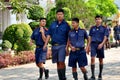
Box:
[86,36,91,54]
[66,38,70,56]
[98,36,107,49]
[43,35,51,50]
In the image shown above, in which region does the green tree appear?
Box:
[55,0,118,28]
[86,0,118,17]
[46,7,71,27]
[27,5,44,20]
[10,0,27,22]
[0,0,6,10]
[56,0,94,28]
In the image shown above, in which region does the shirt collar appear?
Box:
[95,25,102,28]
[73,27,80,32]
[56,19,65,25]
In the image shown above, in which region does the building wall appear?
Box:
[0,9,10,32]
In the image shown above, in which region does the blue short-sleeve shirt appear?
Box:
[68,28,88,48]
[113,26,120,35]
[31,27,48,46]
[89,25,109,42]
[47,20,71,45]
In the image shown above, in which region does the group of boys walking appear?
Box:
[31,9,109,80]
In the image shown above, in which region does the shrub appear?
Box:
[27,5,44,20]
[2,40,12,50]
[29,21,39,31]
[46,7,71,27]
[2,23,33,52]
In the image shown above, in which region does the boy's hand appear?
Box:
[71,46,76,52]
[40,27,44,33]
[98,43,103,49]
[65,47,69,56]
[85,46,90,55]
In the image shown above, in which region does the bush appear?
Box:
[46,7,71,27]
[2,23,33,52]
[2,40,12,50]
[29,21,39,31]
[27,5,44,20]
[0,51,35,69]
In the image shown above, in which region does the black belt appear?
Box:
[36,45,43,48]
[92,41,102,44]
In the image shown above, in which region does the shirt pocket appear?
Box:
[78,32,84,40]
[59,27,66,33]
[99,29,104,37]
[69,33,76,42]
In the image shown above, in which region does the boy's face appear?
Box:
[72,21,79,29]
[56,12,64,21]
[40,19,46,27]
[95,17,102,25]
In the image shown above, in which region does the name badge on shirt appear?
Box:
[56,25,59,28]
[71,33,75,37]
[97,28,99,30]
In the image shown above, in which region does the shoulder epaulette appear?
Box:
[44,27,48,31]
[90,26,94,28]
[102,25,107,28]
[69,29,74,32]
[80,28,86,30]
[66,22,71,27]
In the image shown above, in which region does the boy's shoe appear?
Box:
[89,76,96,80]
[45,69,49,79]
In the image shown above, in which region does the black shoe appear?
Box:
[45,69,49,79]
[98,78,102,80]
[98,76,102,80]
[63,78,67,80]
[89,76,96,80]
[38,78,42,80]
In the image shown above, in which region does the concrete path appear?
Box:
[0,47,120,80]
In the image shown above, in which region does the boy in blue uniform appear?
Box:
[88,15,109,80]
[30,18,49,80]
[68,18,89,80]
[113,21,120,47]
[43,9,71,80]
[104,23,111,49]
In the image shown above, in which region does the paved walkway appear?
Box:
[0,47,120,80]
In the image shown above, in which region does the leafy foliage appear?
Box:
[2,23,33,52]
[2,40,12,50]
[56,0,118,28]
[46,7,71,27]
[27,5,44,20]
[67,21,85,29]
[29,21,39,31]
[86,0,118,17]
[10,0,27,21]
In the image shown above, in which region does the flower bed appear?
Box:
[0,48,52,69]
[0,51,35,69]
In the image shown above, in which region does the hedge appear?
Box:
[2,23,33,52]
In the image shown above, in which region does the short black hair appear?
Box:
[72,18,79,23]
[56,8,64,14]
[40,18,46,21]
[95,15,102,19]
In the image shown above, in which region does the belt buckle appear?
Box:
[54,44,59,46]
[36,46,42,48]
[76,48,80,50]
